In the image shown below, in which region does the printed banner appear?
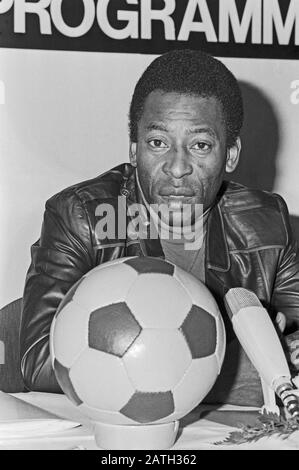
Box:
[0,0,298,58]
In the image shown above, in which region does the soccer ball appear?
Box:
[50,257,226,425]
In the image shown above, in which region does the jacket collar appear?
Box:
[123,167,230,270]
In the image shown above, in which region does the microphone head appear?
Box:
[224,288,262,319]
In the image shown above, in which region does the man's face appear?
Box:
[130,91,240,224]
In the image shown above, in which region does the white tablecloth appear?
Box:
[1,392,299,450]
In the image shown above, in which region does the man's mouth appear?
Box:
[159,188,195,198]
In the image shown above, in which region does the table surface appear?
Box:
[1,392,299,450]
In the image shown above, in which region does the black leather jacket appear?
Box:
[20,163,299,395]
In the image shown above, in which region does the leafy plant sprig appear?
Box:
[214,410,299,445]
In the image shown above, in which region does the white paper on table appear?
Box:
[0,391,81,438]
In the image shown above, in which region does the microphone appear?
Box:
[224,287,299,419]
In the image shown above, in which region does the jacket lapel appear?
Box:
[124,170,165,258]
[206,203,230,273]
[205,203,236,340]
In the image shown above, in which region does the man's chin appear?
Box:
[159,208,197,228]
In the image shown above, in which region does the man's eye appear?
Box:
[191,142,212,152]
[148,139,168,149]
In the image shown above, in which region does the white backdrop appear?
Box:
[0,49,299,308]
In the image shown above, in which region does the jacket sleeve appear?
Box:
[271,195,299,333]
[20,190,94,392]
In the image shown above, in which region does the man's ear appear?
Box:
[129,142,137,167]
[226,137,241,173]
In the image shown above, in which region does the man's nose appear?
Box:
[162,147,193,179]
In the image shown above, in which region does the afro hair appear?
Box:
[129,49,243,148]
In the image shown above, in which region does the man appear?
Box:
[20,49,299,405]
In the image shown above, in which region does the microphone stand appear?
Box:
[260,377,280,415]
